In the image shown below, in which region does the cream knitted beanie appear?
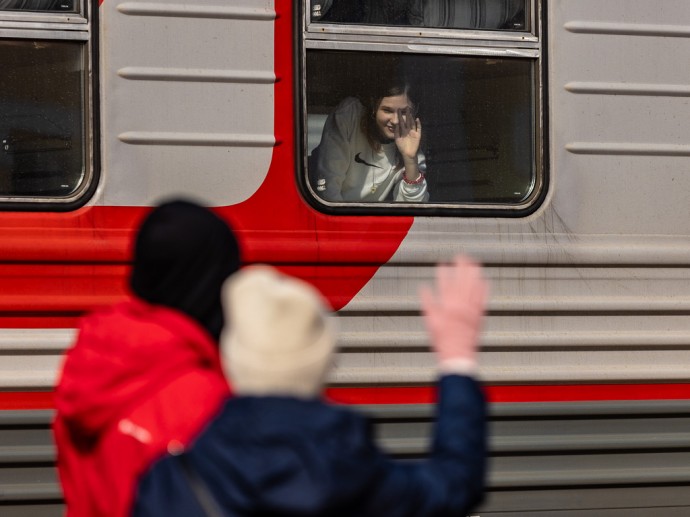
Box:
[221,266,336,397]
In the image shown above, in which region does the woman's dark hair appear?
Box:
[360,81,415,152]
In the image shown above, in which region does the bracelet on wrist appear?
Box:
[402,172,425,185]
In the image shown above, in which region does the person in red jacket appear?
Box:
[53,199,240,517]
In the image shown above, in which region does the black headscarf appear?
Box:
[130,200,240,342]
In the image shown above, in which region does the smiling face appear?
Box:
[374,94,414,141]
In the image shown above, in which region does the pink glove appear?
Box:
[420,255,488,374]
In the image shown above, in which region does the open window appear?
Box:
[0,0,93,206]
[301,0,544,214]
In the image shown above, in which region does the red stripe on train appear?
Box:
[6,384,690,410]
[327,384,690,404]
[0,392,55,410]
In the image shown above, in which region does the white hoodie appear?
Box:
[312,97,429,203]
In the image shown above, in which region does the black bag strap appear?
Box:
[177,454,225,517]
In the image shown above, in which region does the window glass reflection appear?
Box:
[306,51,535,204]
[311,0,527,31]
[0,40,85,196]
[0,0,75,11]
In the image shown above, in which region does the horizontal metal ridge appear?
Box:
[492,433,690,453]
[393,241,690,266]
[491,465,690,488]
[117,2,275,20]
[0,483,62,501]
[565,82,690,97]
[0,294,124,312]
[0,410,53,425]
[564,21,690,38]
[379,433,690,456]
[118,132,276,147]
[343,296,690,313]
[339,330,690,350]
[0,329,73,352]
[0,372,60,390]
[330,362,690,385]
[357,404,432,419]
[566,142,690,157]
[492,399,690,417]
[0,445,54,463]
[357,400,690,419]
[118,67,276,84]
[379,437,427,455]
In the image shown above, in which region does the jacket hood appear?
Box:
[55,298,223,440]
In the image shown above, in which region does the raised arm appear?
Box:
[420,255,487,374]
[363,256,488,516]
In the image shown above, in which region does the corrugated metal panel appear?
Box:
[9,264,690,388]
[362,400,690,515]
[548,0,690,236]
[0,410,61,517]
[0,330,73,390]
[23,266,685,387]
[332,264,690,385]
[4,401,690,515]
[101,0,277,206]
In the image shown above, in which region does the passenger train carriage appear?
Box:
[2,0,690,515]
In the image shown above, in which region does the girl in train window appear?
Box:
[310,78,429,203]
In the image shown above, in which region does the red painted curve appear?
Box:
[0,0,412,327]
[215,0,413,308]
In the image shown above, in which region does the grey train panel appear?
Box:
[0,410,61,517]
[7,400,690,515]
[1,508,63,517]
[333,263,690,386]
[362,400,690,514]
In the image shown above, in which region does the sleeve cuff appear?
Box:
[438,357,478,376]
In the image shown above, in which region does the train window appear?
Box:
[310,0,528,31]
[0,1,92,205]
[302,0,543,214]
[0,1,75,12]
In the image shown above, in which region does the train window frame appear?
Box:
[0,0,96,209]
[299,0,546,216]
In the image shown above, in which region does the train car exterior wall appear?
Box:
[1,0,690,515]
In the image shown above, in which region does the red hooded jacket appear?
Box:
[53,298,230,517]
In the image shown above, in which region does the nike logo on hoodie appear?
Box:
[355,153,382,169]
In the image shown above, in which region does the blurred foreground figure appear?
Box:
[53,200,240,517]
[134,257,488,516]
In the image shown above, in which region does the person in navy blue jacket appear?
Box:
[133,256,488,517]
